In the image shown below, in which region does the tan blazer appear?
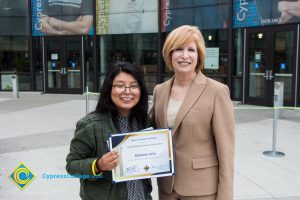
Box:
[151,72,235,200]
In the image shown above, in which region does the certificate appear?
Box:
[109,128,174,183]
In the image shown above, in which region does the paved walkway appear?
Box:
[0,92,300,200]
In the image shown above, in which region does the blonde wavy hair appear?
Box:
[162,25,206,72]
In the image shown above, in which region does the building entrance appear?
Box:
[44,37,83,94]
[245,25,298,106]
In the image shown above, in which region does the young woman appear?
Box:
[66,62,152,200]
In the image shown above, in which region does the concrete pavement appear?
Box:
[0,92,300,200]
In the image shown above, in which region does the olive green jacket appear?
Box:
[66,112,152,200]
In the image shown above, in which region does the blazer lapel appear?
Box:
[172,72,207,134]
[160,76,175,128]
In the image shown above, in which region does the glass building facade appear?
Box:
[0,0,299,107]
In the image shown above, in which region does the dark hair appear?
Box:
[94,62,149,127]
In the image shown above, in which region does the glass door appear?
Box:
[245,26,297,106]
[273,29,296,106]
[245,28,270,105]
[45,37,83,94]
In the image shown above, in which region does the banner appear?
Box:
[233,0,300,28]
[96,0,158,34]
[32,0,93,36]
[161,0,228,32]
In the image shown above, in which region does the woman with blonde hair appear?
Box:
[151,25,235,200]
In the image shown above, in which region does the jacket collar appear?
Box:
[162,72,207,134]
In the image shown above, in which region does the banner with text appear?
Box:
[96,0,158,34]
[233,0,300,28]
[161,0,228,32]
[32,0,93,36]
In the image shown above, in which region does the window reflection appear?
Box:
[98,33,158,93]
[0,36,30,90]
[274,31,295,103]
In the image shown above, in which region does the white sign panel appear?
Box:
[255,51,261,62]
[204,48,219,69]
[1,75,13,90]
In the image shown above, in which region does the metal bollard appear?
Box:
[263,95,285,157]
[274,82,284,118]
[86,85,89,115]
[11,74,19,99]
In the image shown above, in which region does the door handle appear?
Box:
[268,70,274,80]
[263,70,274,80]
[263,70,269,80]
[60,68,68,75]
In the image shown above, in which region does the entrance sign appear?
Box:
[233,0,300,28]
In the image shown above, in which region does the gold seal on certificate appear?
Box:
[109,128,174,183]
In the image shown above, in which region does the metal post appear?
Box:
[86,85,89,115]
[274,82,284,118]
[11,74,19,99]
[263,95,285,157]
